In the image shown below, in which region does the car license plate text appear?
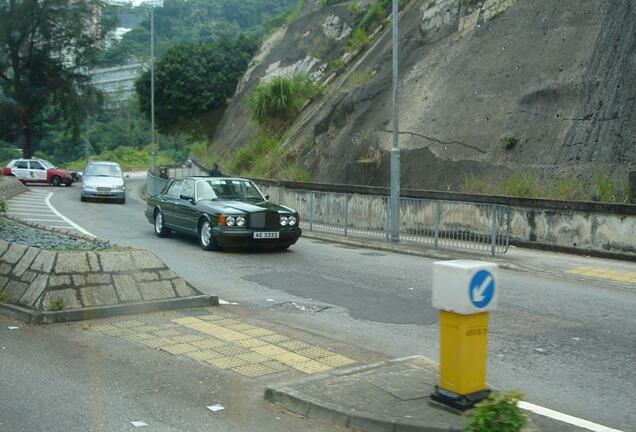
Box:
[253,231,279,239]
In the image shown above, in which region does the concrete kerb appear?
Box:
[265,357,460,432]
[0,295,217,325]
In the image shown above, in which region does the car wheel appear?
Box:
[198,220,219,251]
[81,196,87,202]
[154,210,170,237]
[119,197,126,204]
[51,176,61,187]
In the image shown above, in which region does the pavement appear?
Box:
[2,179,634,432]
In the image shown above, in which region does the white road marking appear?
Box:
[44,193,95,237]
[9,209,52,213]
[518,401,624,432]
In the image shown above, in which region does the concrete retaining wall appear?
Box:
[0,176,27,199]
[253,179,636,258]
[0,240,201,312]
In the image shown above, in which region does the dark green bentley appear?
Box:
[145,177,301,250]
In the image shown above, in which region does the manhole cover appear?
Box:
[271,302,329,314]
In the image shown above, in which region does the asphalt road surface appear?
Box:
[36,180,636,431]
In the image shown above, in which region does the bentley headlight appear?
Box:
[288,216,297,226]
[226,216,236,227]
[280,216,288,226]
[236,216,246,227]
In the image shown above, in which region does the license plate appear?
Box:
[253,231,279,239]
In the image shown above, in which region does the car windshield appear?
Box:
[84,164,122,177]
[196,179,264,201]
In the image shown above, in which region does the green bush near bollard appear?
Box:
[467,391,527,432]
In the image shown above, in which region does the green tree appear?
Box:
[135,35,258,138]
[0,0,111,158]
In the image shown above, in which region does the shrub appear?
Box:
[49,297,65,312]
[467,391,526,432]
[348,1,362,15]
[461,175,491,194]
[327,58,345,72]
[248,74,321,130]
[65,146,176,172]
[0,291,8,303]
[348,28,370,51]
[499,133,519,150]
[0,197,6,213]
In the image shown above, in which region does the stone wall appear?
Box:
[0,176,27,200]
[0,240,201,312]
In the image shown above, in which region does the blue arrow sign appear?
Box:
[469,270,495,308]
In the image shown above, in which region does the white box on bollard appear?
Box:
[432,260,498,315]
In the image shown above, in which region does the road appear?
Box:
[13,180,636,430]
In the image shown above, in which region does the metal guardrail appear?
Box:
[259,187,510,256]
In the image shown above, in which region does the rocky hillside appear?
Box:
[208,0,635,192]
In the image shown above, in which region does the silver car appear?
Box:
[80,161,126,204]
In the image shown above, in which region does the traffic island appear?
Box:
[265,356,540,432]
[266,356,466,432]
[0,223,217,324]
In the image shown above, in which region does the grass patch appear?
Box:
[248,74,322,131]
[0,197,6,213]
[0,291,8,303]
[348,28,370,51]
[499,133,519,150]
[226,131,311,182]
[348,1,362,15]
[348,70,373,88]
[460,172,629,203]
[327,58,345,73]
[49,297,65,312]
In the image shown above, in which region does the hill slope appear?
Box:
[209,0,635,192]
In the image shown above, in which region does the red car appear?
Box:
[1,158,74,186]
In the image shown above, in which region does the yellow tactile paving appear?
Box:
[160,343,200,355]
[566,266,636,284]
[89,314,357,379]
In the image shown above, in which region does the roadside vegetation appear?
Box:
[461,171,631,203]
[49,298,65,312]
[66,146,175,172]
[0,291,8,304]
[0,197,7,213]
[467,391,526,432]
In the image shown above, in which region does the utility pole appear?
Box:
[150,4,157,174]
[389,0,400,242]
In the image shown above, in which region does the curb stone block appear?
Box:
[139,280,176,300]
[159,270,178,280]
[49,275,72,288]
[4,280,29,302]
[0,263,12,276]
[0,239,9,257]
[55,252,89,274]
[131,251,164,270]
[19,274,49,308]
[173,279,197,297]
[29,250,56,273]
[99,251,135,272]
[134,272,159,282]
[2,243,28,264]
[20,271,37,283]
[86,273,112,285]
[87,252,101,272]
[12,247,40,278]
[112,274,142,302]
[44,289,81,311]
[72,275,86,287]
[80,285,119,307]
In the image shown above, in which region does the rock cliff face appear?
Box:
[210,0,635,190]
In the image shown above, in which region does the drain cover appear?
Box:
[271,302,329,314]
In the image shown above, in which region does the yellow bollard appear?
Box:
[431,261,497,410]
